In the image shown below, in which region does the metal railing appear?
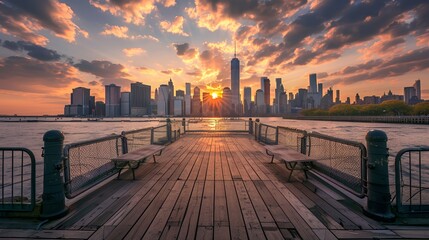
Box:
[63,121,180,198]
[257,123,278,145]
[63,134,122,198]
[123,127,152,152]
[254,120,367,198]
[184,118,248,132]
[277,126,307,154]
[0,148,36,212]
[395,147,429,214]
[307,132,367,197]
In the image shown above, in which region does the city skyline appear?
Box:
[0,0,428,115]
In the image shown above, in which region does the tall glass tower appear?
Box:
[231,43,240,114]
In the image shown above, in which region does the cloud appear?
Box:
[173,43,198,60]
[1,40,62,61]
[100,25,159,41]
[186,69,202,77]
[89,81,99,86]
[161,68,182,75]
[89,0,156,25]
[0,56,81,92]
[123,47,145,57]
[160,16,189,36]
[74,60,130,79]
[0,0,86,44]
[327,47,429,85]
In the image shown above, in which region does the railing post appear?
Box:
[275,127,279,145]
[166,118,172,143]
[249,118,253,134]
[363,130,395,221]
[300,134,307,154]
[121,131,128,154]
[255,119,260,141]
[150,128,154,144]
[182,118,186,134]
[41,130,68,219]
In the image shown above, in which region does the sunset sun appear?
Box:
[211,92,218,99]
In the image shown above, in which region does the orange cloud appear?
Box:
[0,0,86,44]
[90,0,156,25]
[100,24,159,41]
[160,16,189,36]
[123,47,145,57]
[185,4,240,32]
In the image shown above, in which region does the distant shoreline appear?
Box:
[283,115,429,124]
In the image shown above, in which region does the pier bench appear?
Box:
[264,145,315,181]
[111,145,165,180]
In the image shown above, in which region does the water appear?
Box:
[0,117,428,199]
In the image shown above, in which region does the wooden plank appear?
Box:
[263,181,320,240]
[243,180,283,239]
[0,229,93,239]
[159,180,194,239]
[253,180,292,229]
[198,180,214,227]
[142,180,186,240]
[223,139,242,180]
[214,145,223,181]
[206,139,215,181]
[214,180,230,240]
[234,181,265,240]
[224,180,248,240]
[225,140,251,181]
[296,182,364,230]
[178,137,206,181]
[122,180,176,239]
[301,181,384,230]
[197,138,212,181]
[219,143,232,181]
[176,180,204,240]
[331,229,399,239]
[393,229,429,238]
[286,183,344,230]
[111,145,165,162]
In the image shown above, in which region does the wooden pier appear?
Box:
[1,133,428,239]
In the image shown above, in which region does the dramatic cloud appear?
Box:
[161,68,182,75]
[0,56,81,92]
[101,25,159,41]
[0,0,87,45]
[1,40,62,61]
[90,0,157,25]
[173,43,198,60]
[123,47,145,57]
[327,47,429,85]
[74,60,130,79]
[160,16,189,36]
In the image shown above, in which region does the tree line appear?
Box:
[301,100,429,116]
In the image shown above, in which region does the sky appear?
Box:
[0,0,428,115]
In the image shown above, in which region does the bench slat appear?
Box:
[112,146,165,162]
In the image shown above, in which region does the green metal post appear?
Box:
[182,118,186,134]
[41,130,68,219]
[363,130,395,221]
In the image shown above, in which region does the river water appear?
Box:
[0,117,428,198]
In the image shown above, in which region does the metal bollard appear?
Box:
[182,118,186,133]
[255,119,260,141]
[121,131,128,154]
[41,130,68,219]
[248,118,253,134]
[363,130,395,221]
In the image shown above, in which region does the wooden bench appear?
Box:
[111,145,165,180]
[264,145,315,181]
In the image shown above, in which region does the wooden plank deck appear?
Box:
[1,133,428,239]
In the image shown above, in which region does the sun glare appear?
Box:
[211,92,218,99]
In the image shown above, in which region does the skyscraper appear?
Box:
[71,87,90,116]
[413,80,421,100]
[255,89,265,115]
[309,74,317,93]
[262,77,271,113]
[275,78,282,114]
[191,87,201,116]
[121,92,130,116]
[105,84,121,117]
[168,78,174,115]
[231,43,240,115]
[131,82,151,116]
[404,86,416,105]
[186,83,191,96]
[243,87,251,116]
[157,84,169,116]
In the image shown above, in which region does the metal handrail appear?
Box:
[307,131,367,197]
[0,147,36,212]
[395,147,429,214]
